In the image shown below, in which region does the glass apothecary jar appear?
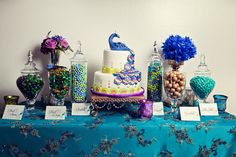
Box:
[16,51,44,110]
[70,41,88,103]
[190,53,215,103]
[147,41,163,102]
[48,66,70,106]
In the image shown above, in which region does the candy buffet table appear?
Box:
[0,104,236,157]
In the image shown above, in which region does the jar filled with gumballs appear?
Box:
[70,41,88,103]
[162,35,197,115]
[16,51,44,110]
[163,61,186,112]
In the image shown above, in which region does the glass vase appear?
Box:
[51,49,61,66]
[48,66,70,106]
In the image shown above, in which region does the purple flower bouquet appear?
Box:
[40,31,73,65]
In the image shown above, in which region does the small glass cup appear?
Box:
[4,95,19,105]
[213,94,228,112]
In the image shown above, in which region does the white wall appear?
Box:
[0,0,236,114]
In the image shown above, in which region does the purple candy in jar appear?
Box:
[139,99,153,119]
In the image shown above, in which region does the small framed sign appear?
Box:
[72,103,90,116]
[199,103,219,116]
[45,106,67,120]
[2,105,25,120]
[180,107,200,121]
[153,102,164,116]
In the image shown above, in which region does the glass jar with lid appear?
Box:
[190,53,215,103]
[16,51,44,110]
[194,53,211,77]
[70,41,88,103]
[147,41,163,102]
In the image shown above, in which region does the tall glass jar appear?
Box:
[70,41,88,103]
[16,51,44,110]
[147,41,163,102]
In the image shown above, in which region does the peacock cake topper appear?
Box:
[108,33,141,86]
[109,33,130,51]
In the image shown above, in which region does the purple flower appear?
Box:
[40,32,72,55]
[60,39,69,49]
[44,38,57,49]
[40,38,57,54]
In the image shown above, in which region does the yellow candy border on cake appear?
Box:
[93,86,142,95]
[102,66,120,74]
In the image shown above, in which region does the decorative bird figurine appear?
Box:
[108,33,130,51]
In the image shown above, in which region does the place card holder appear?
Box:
[199,103,219,116]
[72,103,90,116]
[179,106,200,121]
[45,106,67,120]
[153,102,164,116]
[2,105,25,120]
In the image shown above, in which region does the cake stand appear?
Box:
[90,88,145,115]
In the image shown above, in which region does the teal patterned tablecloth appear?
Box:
[0,105,236,157]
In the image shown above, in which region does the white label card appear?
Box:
[153,102,164,116]
[180,107,200,121]
[2,105,25,120]
[45,106,67,120]
[199,103,219,116]
[72,103,90,116]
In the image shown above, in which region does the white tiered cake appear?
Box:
[92,33,143,97]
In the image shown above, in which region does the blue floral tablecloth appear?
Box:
[0,105,236,157]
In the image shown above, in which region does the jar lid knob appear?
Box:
[28,50,33,62]
[77,41,82,54]
[21,50,40,74]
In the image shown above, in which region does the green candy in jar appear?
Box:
[16,51,44,110]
